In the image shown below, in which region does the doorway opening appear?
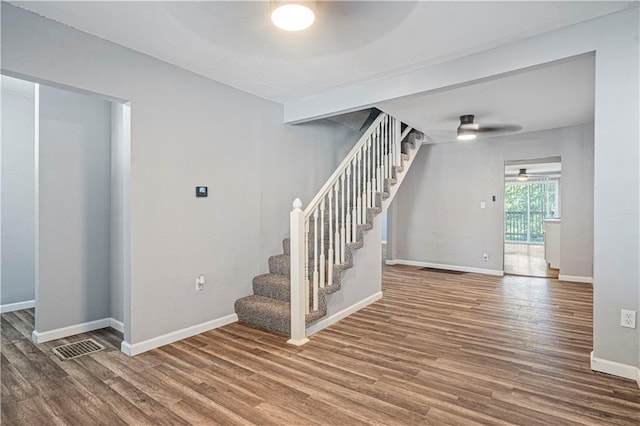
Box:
[1,73,131,351]
[504,159,561,278]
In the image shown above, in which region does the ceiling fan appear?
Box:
[506,168,561,181]
[456,114,522,140]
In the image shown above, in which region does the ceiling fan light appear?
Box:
[271,1,315,31]
[517,168,528,181]
[457,128,477,141]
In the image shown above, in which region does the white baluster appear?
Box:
[367,137,373,209]
[328,191,333,287]
[362,142,367,219]
[340,174,346,264]
[358,150,364,225]
[395,116,401,167]
[334,183,340,266]
[319,199,325,288]
[351,159,357,241]
[372,128,377,200]
[312,209,319,311]
[377,124,382,194]
[383,117,389,182]
[346,166,351,244]
[387,117,392,180]
[389,119,395,177]
[384,116,389,189]
[364,139,369,211]
[377,120,384,192]
[304,219,310,315]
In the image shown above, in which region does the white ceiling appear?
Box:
[11,1,634,103]
[505,162,562,177]
[379,54,595,143]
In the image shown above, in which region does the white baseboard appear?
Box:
[287,337,310,346]
[306,291,383,336]
[31,317,125,343]
[32,318,110,343]
[121,313,238,356]
[386,259,504,277]
[559,274,593,284]
[1,299,35,313]
[109,318,124,333]
[591,351,640,388]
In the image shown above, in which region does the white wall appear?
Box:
[390,124,594,279]
[1,76,36,306]
[0,4,356,347]
[110,102,131,323]
[36,85,112,333]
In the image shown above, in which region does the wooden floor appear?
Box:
[2,266,639,425]
[504,242,559,278]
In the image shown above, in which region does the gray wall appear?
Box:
[307,213,383,335]
[37,85,112,332]
[390,124,594,278]
[1,4,356,344]
[1,76,36,306]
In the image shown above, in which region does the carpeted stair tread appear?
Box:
[360,222,373,231]
[253,273,290,301]
[235,295,327,335]
[235,295,291,335]
[323,283,342,295]
[347,240,364,250]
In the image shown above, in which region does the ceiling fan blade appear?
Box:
[475,124,523,133]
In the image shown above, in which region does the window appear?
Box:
[504,178,559,243]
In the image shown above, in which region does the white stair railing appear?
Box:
[288,113,412,345]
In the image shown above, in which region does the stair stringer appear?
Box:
[304,134,424,336]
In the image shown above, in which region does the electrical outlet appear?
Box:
[196,275,205,291]
[483,253,489,262]
[621,309,636,328]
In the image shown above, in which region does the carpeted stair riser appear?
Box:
[253,272,340,306]
[253,273,290,302]
[235,128,421,335]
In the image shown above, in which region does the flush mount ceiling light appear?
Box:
[271,1,316,31]
[517,168,529,181]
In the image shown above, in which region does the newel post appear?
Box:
[288,198,309,346]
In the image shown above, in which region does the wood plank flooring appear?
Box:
[2,265,639,425]
[504,243,559,278]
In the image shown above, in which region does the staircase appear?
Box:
[234,113,423,341]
